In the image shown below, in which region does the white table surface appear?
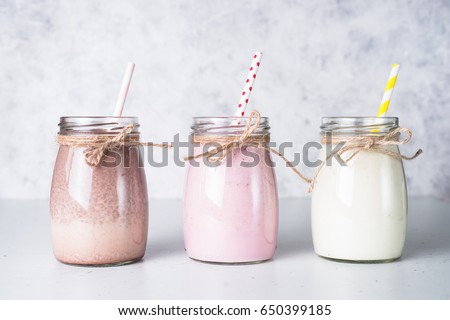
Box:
[0,197,449,300]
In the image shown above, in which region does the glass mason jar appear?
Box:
[50,117,148,266]
[311,117,407,263]
[183,116,279,263]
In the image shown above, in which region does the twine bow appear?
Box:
[184,110,313,184]
[57,125,171,167]
[83,125,135,167]
[185,110,268,163]
[308,127,423,192]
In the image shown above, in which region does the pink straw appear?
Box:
[231,52,263,124]
[113,62,135,117]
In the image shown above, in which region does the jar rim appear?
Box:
[191,116,270,135]
[60,116,138,120]
[58,116,140,135]
[322,116,398,122]
[321,116,399,135]
[192,116,268,121]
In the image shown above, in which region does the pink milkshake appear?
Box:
[50,117,148,266]
[183,116,279,263]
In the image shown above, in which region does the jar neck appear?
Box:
[58,116,140,135]
[191,116,270,136]
[321,117,399,136]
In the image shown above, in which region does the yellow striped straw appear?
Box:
[377,64,400,117]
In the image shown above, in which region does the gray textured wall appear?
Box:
[0,0,448,199]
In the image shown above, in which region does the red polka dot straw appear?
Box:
[232,52,263,125]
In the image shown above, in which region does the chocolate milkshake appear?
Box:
[50,117,148,266]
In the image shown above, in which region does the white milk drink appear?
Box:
[311,117,408,262]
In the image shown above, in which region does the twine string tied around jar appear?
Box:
[184,110,312,184]
[56,125,172,167]
[308,128,423,192]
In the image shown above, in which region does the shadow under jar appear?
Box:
[50,117,148,266]
[311,117,407,263]
[183,116,279,264]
